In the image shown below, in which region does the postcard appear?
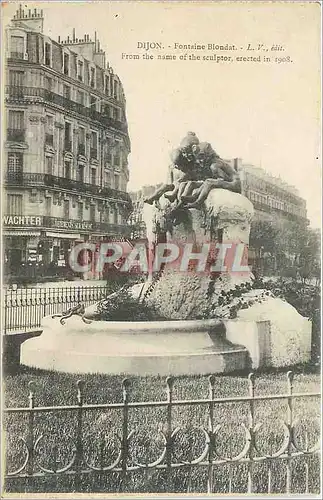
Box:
[1,1,321,498]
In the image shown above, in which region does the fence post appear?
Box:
[286,371,294,494]
[166,376,174,492]
[207,374,216,494]
[26,381,36,492]
[43,289,47,320]
[75,380,85,492]
[247,373,255,494]
[120,378,130,493]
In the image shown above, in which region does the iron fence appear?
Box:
[3,372,320,494]
[3,285,110,334]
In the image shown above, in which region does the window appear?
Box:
[114,174,119,190]
[114,152,120,167]
[8,110,24,130]
[114,80,118,99]
[90,205,95,222]
[45,116,54,146]
[64,161,71,179]
[7,110,24,141]
[77,202,83,220]
[64,122,71,150]
[104,171,111,187]
[77,165,85,183]
[105,75,109,95]
[46,156,53,175]
[103,207,110,223]
[44,42,51,66]
[63,53,70,75]
[7,194,23,215]
[90,67,95,88]
[11,36,24,59]
[7,153,23,179]
[90,95,97,111]
[90,132,97,158]
[63,85,71,100]
[77,60,84,81]
[91,168,96,185]
[78,128,85,155]
[77,90,85,106]
[45,197,52,215]
[113,206,118,224]
[110,77,114,97]
[44,76,52,91]
[9,70,24,89]
[63,200,70,219]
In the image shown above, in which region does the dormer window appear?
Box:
[44,42,51,66]
[105,75,110,95]
[77,60,84,82]
[63,52,70,76]
[11,35,24,59]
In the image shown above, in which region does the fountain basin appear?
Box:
[20,316,249,376]
[20,293,312,375]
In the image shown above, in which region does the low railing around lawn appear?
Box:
[3,372,320,494]
[3,285,110,334]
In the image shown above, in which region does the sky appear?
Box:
[2,1,322,228]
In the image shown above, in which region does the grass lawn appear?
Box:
[3,365,321,494]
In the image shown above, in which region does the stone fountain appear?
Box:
[21,133,312,375]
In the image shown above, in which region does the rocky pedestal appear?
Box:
[143,189,255,319]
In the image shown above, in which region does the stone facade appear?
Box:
[4,5,131,279]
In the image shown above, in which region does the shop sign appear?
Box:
[50,218,93,231]
[3,215,43,226]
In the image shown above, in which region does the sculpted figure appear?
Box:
[144,132,241,210]
[144,131,200,206]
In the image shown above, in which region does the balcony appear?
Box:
[5,86,128,133]
[45,133,54,146]
[90,147,98,159]
[7,128,25,142]
[10,52,24,60]
[78,143,86,156]
[4,172,132,204]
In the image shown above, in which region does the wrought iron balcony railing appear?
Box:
[90,147,98,159]
[5,86,128,133]
[4,172,132,203]
[10,52,24,60]
[7,128,25,142]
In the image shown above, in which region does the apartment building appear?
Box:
[3,6,132,279]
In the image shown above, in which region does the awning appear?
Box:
[3,231,41,237]
[45,232,81,239]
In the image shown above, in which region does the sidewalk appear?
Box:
[28,279,107,289]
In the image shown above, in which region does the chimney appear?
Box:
[11,5,44,32]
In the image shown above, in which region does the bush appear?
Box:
[96,287,166,321]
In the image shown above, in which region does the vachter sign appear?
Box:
[3,215,43,226]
